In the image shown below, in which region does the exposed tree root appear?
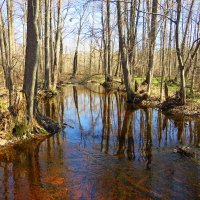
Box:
[35,111,61,135]
[174,145,196,158]
[38,89,58,99]
[161,98,182,111]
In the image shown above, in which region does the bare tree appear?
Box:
[117,0,134,102]
[52,0,63,90]
[23,0,39,122]
[71,4,87,78]
[145,0,158,95]
[44,0,51,90]
[175,0,200,104]
[106,0,112,79]
[0,4,14,106]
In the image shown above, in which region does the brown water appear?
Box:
[0,85,200,200]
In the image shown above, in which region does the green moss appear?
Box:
[167,82,179,94]
[34,125,49,135]
[40,128,48,135]
[49,88,58,95]
[12,123,30,137]
[134,77,144,84]
[133,77,161,85]
[90,75,105,84]
[187,92,200,103]
[0,101,8,111]
[151,77,161,84]
[5,132,14,140]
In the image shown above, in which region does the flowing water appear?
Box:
[0,85,200,199]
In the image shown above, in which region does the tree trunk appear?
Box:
[23,0,39,122]
[175,0,186,105]
[71,5,86,78]
[160,2,167,102]
[145,0,158,95]
[44,0,51,90]
[52,0,62,90]
[107,0,112,78]
[6,0,15,106]
[117,0,134,102]
[0,12,8,88]
[22,0,27,72]
[101,1,107,81]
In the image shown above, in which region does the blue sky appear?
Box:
[1,0,200,53]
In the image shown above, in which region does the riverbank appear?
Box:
[0,132,48,150]
[58,74,200,117]
[1,85,199,199]
[0,107,54,149]
[0,87,60,149]
[0,74,200,149]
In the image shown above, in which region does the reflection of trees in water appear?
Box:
[73,87,200,160]
[101,90,109,153]
[0,131,67,199]
[0,140,42,198]
[40,86,200,160]
[2,163,9,199]
[73,86,85,146]
[1,86,200,199]
[117,105,134,159]
[144,109,152,170]
[139,109,145,159]
[101,91,125,154]
[158,111,163,147]
[194,121,200,147]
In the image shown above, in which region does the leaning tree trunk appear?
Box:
[71,6,86,78]
[23,0,39,122]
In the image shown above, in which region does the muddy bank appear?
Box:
[0,133,48,151]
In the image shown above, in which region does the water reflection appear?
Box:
[48,85,200,160]
[0,85,200,199]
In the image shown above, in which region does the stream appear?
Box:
[0,85,200,199]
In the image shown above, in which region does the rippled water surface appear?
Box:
[0,85,200,199]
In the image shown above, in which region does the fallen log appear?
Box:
[36,112,61,134]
